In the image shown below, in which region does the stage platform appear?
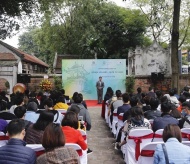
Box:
[85,100,102,107]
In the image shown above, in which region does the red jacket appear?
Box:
[62,126,87,150]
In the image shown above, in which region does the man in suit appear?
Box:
[96,76,104,104]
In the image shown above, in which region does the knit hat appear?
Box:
[27,102,38,112]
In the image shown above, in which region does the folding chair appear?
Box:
[124,129,154,164]
[182,141,190,147]
[0,131,9,147]
[181,128,190,141]
[26,144,45,157]
[112,109,118,137]
[137,141,163,164]
[152,129,164,142]
[116,113,124,139]
[65,143,87,164]
[79,129,87,143]
[105,101,109,123]
[57,109,67,115]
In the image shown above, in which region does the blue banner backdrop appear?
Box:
[62,59,126,100]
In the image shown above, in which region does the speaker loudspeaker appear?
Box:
[151,72,157,82]
[17,74,31,83]
[158,72,164,80]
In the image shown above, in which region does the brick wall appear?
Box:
[134,76,171,94]
[134,75,190,94]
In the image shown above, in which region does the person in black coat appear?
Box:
[0,119,36,164]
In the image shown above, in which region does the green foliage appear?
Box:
[182,55,188,65]
[53,76,63,90]
[18,0,148,64]
[125,76,135,94]
[0,0,38,39]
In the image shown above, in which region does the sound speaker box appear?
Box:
[17,74,31,83]
[158,72,164,81]
[151,72,157,82]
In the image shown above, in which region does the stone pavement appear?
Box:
[87,107,125,164]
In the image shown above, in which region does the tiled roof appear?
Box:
[0,41,49,67]
[55,54,79,69]
[0,53,17,60]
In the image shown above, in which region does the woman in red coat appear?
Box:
[61,111,87,150]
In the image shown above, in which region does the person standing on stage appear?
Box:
[96,76,104,104]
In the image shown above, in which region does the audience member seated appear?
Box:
[152,102,179,132]
[0,111,17,120]
[173,87,179,99]
[0,91,9,104]
[70,105,86,131]
[155,90,163,104]
[179,101,190,128]
[43,98,63,124]
[60,89,70,104]
[0,95,7,111]
[25,102,40,123]
[117,93,131,115]
[104,87,114,102]
[136,87,142,101]
[154,124,190,163]
[28,91,39,107]
[123,95,139,122]
[38,95,47,109]
[0,119,36,164]
[147,86,157,98]
[9,93,24,114]
[116,106,151,149]
[170,103,181,119]
[61,111,87,150]
[69,93,91,131]
[0,118,8,133]
[14,106,33,131]
[36,123,80,164]
[110,90,123,124]
[142,95,151,112]
[53,96,69,110]
[25,111,54,144]
[177,95,186,113]
[168,88,179,107]
[144,98,161,120]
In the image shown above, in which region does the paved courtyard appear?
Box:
[87,107,125,164]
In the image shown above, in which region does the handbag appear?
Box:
[162,144,169,164]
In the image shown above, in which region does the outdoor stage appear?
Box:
[85,100,103,107]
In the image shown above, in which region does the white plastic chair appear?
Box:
[116,113,124,139]
[0,131,9,147]
[65,143,87,164]
[79,129,87,143]
[152,129,164,142]
[112,109,118,137]
[181,128,190,141]
[182,141,190,147]
[137,141,163,164]
[57,109,67,115]
[105,100,109,123]
[26,144,45,157]
[124,129,154,164]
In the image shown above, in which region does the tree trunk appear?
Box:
[171,0,181,92]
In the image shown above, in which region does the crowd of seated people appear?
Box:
[0,88,92,163]
[103,85,190,163]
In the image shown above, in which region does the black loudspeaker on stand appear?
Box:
[17,74,31,83]
[151,72,164,82]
